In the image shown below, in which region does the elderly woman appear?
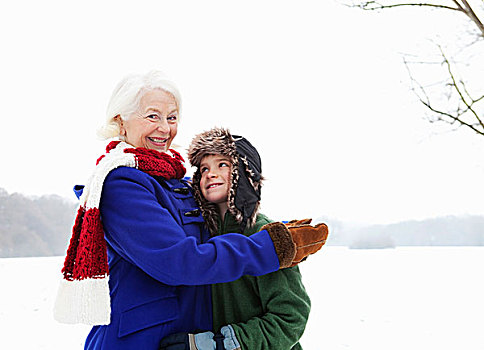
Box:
[54,70,326,350]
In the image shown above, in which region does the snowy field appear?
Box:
[1,247,483,349]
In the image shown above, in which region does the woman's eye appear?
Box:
[168,114,178,122]
[146,114,159,120]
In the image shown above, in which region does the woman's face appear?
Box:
[118,89,178,152]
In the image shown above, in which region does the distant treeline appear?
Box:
[0,188,77,258]
[321,215,484,249]
[1,187,484,257]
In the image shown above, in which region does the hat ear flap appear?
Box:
[239,155,264,192]
[233,156,262,232]
[227,156,242,224]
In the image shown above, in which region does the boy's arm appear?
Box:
[229,266,311,349]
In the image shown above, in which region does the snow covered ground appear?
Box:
[1,247,483,349]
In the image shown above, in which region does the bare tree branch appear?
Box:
[403,47,484,136]
[351,1,463,12]
[349,1,484,37]
[459,0,484,36]
[438,46,484,129]
[419,95,484,135]
[349,0,484,137]
[451,0,465,12]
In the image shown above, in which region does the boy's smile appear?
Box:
[199,155,232,215]
[206,182,224,190]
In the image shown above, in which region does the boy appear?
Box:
[188,127,311,350]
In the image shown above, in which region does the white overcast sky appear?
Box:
[1,0,483,225]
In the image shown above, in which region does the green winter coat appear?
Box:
[212,213,311,350]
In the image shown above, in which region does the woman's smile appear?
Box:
[148,136,169,147]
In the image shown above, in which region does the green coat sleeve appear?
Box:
[230,266,311,349]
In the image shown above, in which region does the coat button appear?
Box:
[184,209,200,217]
[174,187,190,194]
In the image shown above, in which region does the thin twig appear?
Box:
[438,46,484,129]
[403,52,484,135]
[451,0,465,12]
[354,1,463,12]
[420,98,484,135]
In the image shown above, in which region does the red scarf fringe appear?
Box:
[61,142,186,281]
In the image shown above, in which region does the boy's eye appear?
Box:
[201,167,208,173]
[219,162,229,168]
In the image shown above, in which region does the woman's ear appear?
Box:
[114,115,126,136]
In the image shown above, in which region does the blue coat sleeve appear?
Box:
[99,168,280,286]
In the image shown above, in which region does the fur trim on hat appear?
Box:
[188,127,263,235]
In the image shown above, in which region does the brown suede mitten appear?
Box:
[288,223,328,267]
[261,222,296,269]
[285,218,312,227]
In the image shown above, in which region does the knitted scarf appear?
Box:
[54,141,186,325]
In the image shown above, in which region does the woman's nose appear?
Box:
[157,118,170,133]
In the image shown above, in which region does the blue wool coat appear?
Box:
[79,167,280,350]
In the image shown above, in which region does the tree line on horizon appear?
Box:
[324,215,484,249]
[0,188,77,258]
[1,187,483,258]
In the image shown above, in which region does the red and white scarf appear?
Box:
[54,141,186,325]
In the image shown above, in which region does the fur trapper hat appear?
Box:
[188,127,263,235]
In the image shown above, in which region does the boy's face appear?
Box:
[199,155,232,206]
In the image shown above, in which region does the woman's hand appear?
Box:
[284,218,313,227]
[262,220,329,268]
[286,222,328,267]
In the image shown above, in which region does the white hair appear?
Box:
[97,70,182,140]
